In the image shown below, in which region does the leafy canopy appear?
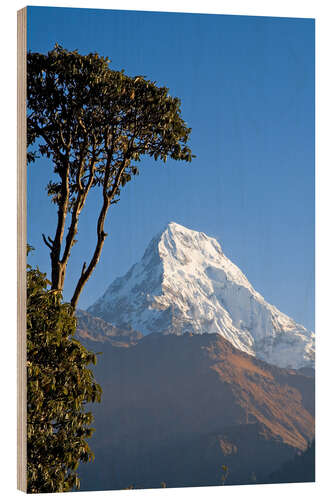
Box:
[27,45,194,306]
[28,45,194,188]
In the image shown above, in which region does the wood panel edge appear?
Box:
[17,6,27,493]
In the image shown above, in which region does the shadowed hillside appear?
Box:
[266,439,315,484]
[79,333,314,490]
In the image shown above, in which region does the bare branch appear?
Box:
[42,233,53,250]
[60,150,97,268]
[70,159,129,309]
[81,261,87,276]
[50,161,70,290]
[70,200,109,309]
[70,135,122,309]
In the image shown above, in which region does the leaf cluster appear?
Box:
[27,44,194,208]
[27,262,102,493]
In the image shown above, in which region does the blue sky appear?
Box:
[27,7,315,330]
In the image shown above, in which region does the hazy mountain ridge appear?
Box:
[76,309,143,347]
[79,333,314,490]
[88,222,314,369]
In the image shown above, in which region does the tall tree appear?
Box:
[28,45,194,309]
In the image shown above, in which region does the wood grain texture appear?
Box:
[17,6,27,493]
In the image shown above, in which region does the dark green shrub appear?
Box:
[27,263,102,493]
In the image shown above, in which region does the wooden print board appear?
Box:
[18,6,315,493]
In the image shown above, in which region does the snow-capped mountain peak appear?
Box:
[88,222,314,369]
[159,221,255,289]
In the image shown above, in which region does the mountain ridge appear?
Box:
[88,222,314,369]
[76,309,143,347]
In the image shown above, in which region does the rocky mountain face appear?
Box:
[88,222,315,369]
[79,333,315,490]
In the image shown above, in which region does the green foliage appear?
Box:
[27,262,102,493]
[27,44,194,207]
[27,45,195,306]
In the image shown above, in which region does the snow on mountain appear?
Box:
[88,222,315,369]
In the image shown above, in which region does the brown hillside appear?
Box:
[79,333,314,490]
